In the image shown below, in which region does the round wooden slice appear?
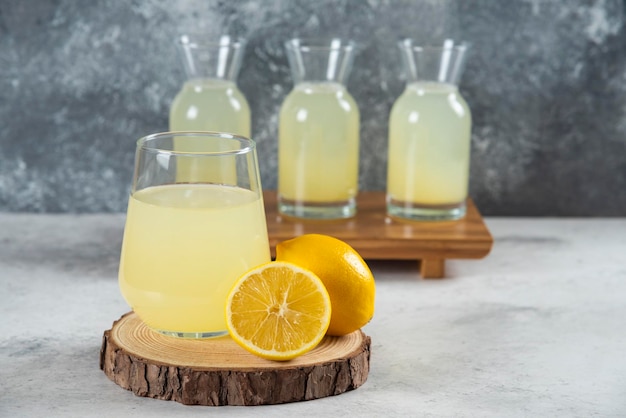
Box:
[100,312,371,406]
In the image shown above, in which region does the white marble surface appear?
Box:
[1,214,625,417]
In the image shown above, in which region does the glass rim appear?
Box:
[285,37,357,52]
[178,34,247,49]
[136,131,256,156]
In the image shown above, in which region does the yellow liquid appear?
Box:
[169,78,250,136]
[118,184,270,335]
[387,82,471,206]
[169,79,250,184]
[278,82,360,203]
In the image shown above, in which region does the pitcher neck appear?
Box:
[399,39,469,85]
[177,34,246,81]
[285,38,357,85]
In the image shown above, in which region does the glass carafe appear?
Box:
[278,38,360,219]
[169,35,250,137]
[387,39,471,221]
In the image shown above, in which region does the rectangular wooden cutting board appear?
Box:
[263,191,493,278]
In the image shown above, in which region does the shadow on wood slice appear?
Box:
[100,312,371,406]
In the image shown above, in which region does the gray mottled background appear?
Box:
[1,0,625,215]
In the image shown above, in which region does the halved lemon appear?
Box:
[225,261,331,361]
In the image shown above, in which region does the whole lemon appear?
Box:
[275,234,375,336]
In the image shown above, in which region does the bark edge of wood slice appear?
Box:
[100,312,371,406]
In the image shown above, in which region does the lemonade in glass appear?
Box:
[118,132,270,338]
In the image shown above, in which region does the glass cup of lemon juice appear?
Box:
[118,132,271,338]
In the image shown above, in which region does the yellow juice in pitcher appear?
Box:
[169,79,250,184]
[118,183,270,334]
[387,82,471,207]
[278,82,359,205]
[169,78,250,136]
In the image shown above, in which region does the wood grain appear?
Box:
[264,191,493,278]
[100,312,371,406]
[420,258,445,278]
